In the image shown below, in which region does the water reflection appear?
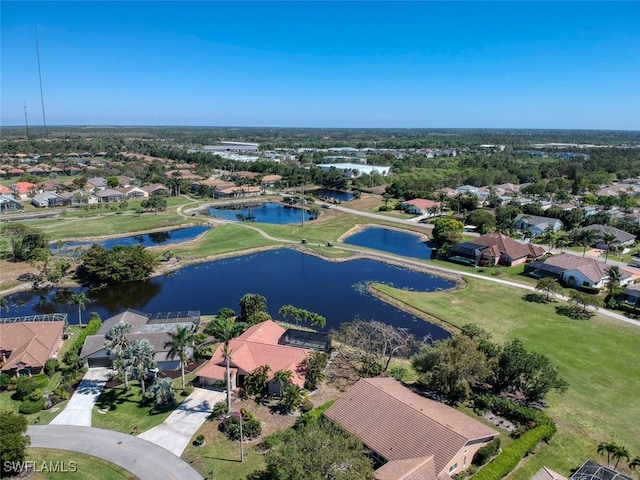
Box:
[344,227,433,260]
[4,249,453,339]
[209,202,313,224]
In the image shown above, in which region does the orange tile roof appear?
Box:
[198,320,310,387]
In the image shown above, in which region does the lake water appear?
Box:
[5,248,453,339]
[54,225,211,250]
[344,227,433,260]
[209,202,313,224]
[314,189,355,202]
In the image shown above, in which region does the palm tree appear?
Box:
[539,226,557,252]
[578,229,599,257]
[273,369,293,397]
[68,291,89,325]
[628,457,640,479]
[104,322,133,390]
[164,325,196,390]
[613,444,630,470]
[281,384,308,414]
[127,339,156,397]
[602,232,617,263]
[554,231,569,253]
[206,316,247,410]
[597,442,618,467]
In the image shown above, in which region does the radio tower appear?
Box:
[35,24,48,136]
[24,103,30,141]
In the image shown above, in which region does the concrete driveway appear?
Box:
[50,367,111,426]
[138,387,225,456]
[28,425,202,480]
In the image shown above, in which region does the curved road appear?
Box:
[28,425,203,480]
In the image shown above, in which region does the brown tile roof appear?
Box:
[375,456,437,480]
[473,232,545,260]
[0,321,65,372]
[535,253,632,284]
[531,466,568,480]
[324,378,497,475]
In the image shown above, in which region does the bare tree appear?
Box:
[331,319,428,376]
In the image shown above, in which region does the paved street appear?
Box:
[138,387,225,456]
[28,425,203,480]
[50,367,111,426]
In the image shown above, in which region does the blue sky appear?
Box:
[2,1,639,129]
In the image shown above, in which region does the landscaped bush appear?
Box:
[220,409,262,440]
[211,401,228,419]
[0,373,12,391]
[18,397,44,414]
[15,376,38,400]
[472,438,501,466]
[470,424,556,480]
[294,400,336,428]
[44,358,59,376]
[472,393,554,435]
[67,318,102,359]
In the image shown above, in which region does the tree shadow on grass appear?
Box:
[95,387,140,411]
[522,293,545,303]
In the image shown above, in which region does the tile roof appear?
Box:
[324,378,497,475]
[529,253,632,284]
[198,320,310,387]
[580,224,636,244]
[0,321,65,372]
[375,456,437,480]
[472,232,545,260]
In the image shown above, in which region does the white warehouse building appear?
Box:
[317,163,392,178]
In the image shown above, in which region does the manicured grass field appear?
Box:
[26,448,136,480]
[91,384,174,434]
[373,278,640,477]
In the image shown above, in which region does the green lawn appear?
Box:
[373,278,640,477]
[91,384,174,434]
[26,448,136,480]
[181,421,266,480]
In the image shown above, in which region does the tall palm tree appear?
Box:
[127,339,156,397]
[597,442,618,467]
[539,226,557,252]
[68,291,89,325]
[578,229,599,257]
[164,325,196,390]
[613,444,630,470]
[602,232,617,263]
[206,316,247,410]
[104,322,133,390]
[554,231,569,253]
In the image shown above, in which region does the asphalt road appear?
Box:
[28,425,203,480]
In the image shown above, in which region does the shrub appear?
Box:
[211,401,229,419]
[29,388,43,402]
[220,409,262,440]
[18,397,44,414]
[16,376,38,400]
[295,400,335,428]
[471,425,556,480]
[472,438,501,466]
[0,373,12,391]
[44,358,59,376]
[300,398,314,413]
[194,434,205,446]
[182,386,194,396]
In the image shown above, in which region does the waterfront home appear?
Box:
[447,232,545,267]
[514,214,564,236]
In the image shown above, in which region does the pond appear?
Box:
[209,202,313,224]
[5,248,453,339]
[343,227,433,260]
[314,189,355,202]
[53,225,212,250]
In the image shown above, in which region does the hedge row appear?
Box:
[68,318,102,356]
[471,424,557,480]
[473,393,553,428]
[295,399,336,428]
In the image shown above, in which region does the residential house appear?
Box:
[216,185,262,198]
[579,224,636,250]
[141,183,169,196]
[514,214,564,236]
[80,309,200,370]
[260,174,282,187]
[38,179,63,192]
[59,189,97,205]
[31,191,68,208]
[198,320,329,395]
[401,199,444,216]
[0,184,13,195]
[619,282,640,307]
[531,466,567,480]
[87,177,108,189]
[524,253,633,289]
[93,188,126,203]
[324,378,499,480]
[0,315,66,376]
[0,194,23,212]
[117,185,149,199]
[447,232,545,267]
[12,181,38,199]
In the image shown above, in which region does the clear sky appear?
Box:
[1,1,639,130]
